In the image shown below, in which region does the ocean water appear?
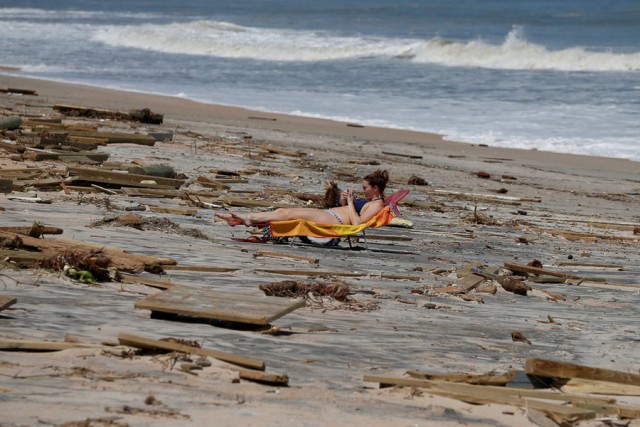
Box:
[1,1,639,160]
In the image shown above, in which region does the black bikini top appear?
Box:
[354,197,383,214]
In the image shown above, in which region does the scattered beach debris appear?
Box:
[53,104,163,124]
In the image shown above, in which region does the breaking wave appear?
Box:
[93,21,640,71]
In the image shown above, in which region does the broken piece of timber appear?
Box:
[525,225,639,242]
[406,370,516,386]
[363,375,599,420]
[504,262,606,282]
[0,339,102,351]
[239,370,289,386]
[256,269,367,278]
[134,286,305,326]
[554,261,624,269]
[254,250,319,264]
[67,167,184,189]
[381,151,423,159]
[117,333,264,371]
[64,130,156,146]
[0,296,17,312]
[259,145,303,157]
[0,225,63,236]
[162,265,239,273]
[118,273,180,290]
[560,378,640,396]
[525,358,640,387]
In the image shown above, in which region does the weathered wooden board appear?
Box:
[0,339,100,351]
[67,167,185,189]
[0,296,17,312]
[119,273,180,290]
[525,358,640,387]
[134,286,305,326]
[118,332,265,371]
[239,370,289,386]
[363,375,602,419]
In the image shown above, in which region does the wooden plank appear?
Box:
[0,296,17,312]
[363,375,598,419]
[457,274,486,293]
[0,225,63,236]
[382,151,423,159]
[254,250,320,264]
[134,286,305,326]
[256,269,367,278]
[117,333,264,371]
[68,167,185,189]
[363,375,614,405]
[504,262,581,279]
[0,339,101,351]
[406,370,515,386]
[239,370,289,386]
[525,225,640,242]
[65,130,156,146]
[0,249,53,263]
[560,378,640,396]
[162,265,239,273]
[119,273,180,290]
[554,261,624,269]
[525,358,640,387]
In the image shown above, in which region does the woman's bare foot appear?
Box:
[215,212,247,226]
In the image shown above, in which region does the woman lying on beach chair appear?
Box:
[215,170,390,228]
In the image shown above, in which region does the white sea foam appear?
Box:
[92,20,405,61]
[91,20,640,72]
[408,27,640,72]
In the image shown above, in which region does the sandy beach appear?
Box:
[1,74,640,427]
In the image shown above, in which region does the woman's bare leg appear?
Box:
[216,207,337,226]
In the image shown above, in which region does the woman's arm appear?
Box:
[345,189,382,225]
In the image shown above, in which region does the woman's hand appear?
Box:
[346,188,355,204]
[340,190,348,206]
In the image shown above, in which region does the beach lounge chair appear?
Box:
[268,189,410,248]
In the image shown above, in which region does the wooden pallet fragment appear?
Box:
[117,332,264,371]
[134,286,305,326]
